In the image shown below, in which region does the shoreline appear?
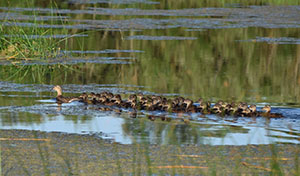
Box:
[1,129,299,175]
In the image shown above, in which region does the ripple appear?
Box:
[68,0,159,5]
[3,34,88,39]
[238,37,300,44]
[126,35,197,40]
[1,6,300,30]
[62,49,144,54]
[0,82,149,94]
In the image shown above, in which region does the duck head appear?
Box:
[52,85,63,96]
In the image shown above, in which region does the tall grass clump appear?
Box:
[0,21,64,60]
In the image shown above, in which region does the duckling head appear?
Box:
[183,99,193,109]
[249,104,257,112]
[262,105,271,113]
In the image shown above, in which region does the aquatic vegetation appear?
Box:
[0,21,62,60]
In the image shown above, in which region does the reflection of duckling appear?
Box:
[52,85,79,103]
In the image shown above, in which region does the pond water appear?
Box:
[0,0,300,145]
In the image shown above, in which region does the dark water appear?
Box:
[0,0,300,145]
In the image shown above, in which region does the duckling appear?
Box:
[183,99,193,109]
[240,108,251,117]
[97,96,108,104]
[212,103,222,114]
[228,105,238,116]
[183,99,197,112]
[129,99,137,109]
[146,99,161,111]
[161,99,173,112]
[216,100,226,108]
[249,104,257,113]
[87,92,99,104]
[260,105,283,118]
[200,101,211,114]
[52,85,79,104]
[128,94,137,103]
[224,103,233,115]
[111,94,122,105]
[105,92,114,100]
[137,93,144,101]
[79,93,88,101]
[262,105,271,113]
[247,104,258,117]
[237,102,248,113]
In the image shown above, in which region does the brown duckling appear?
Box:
[161,99,173,112]
[79,93,88,101]
[246,104,258,117]
[238,102,248,111]
[260,105,283,118]
[262,105,271,113]
[128,94,137,103]
[96,96,108,104]
[183,99,198,112]
[52,85,80,104]
[249,104,257,113]
[240,108,251,117]
[198,100,211,114]
[212,103,222,114]
[137,93,144,101]
[183,99,193,109]
[111,94,122,105]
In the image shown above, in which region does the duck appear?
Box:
[52,85,79,104]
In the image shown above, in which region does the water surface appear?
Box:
[1,0,300,145]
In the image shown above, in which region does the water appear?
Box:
[0,0,300,145]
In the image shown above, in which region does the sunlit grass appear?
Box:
[0,25,60,60]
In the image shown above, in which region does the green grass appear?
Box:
[0,20,61,61]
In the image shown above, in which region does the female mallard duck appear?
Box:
[52,85,79,104]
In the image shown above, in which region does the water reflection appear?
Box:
[1,0,300,146]
[0,89,300,146]
[1,106,299,145]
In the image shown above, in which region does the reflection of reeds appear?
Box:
[1,2,300,104]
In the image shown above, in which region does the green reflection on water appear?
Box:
[0,0,300,147]
[1,0,300,105]
[1,27,300,104]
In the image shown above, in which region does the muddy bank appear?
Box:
[0,129,299,175]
